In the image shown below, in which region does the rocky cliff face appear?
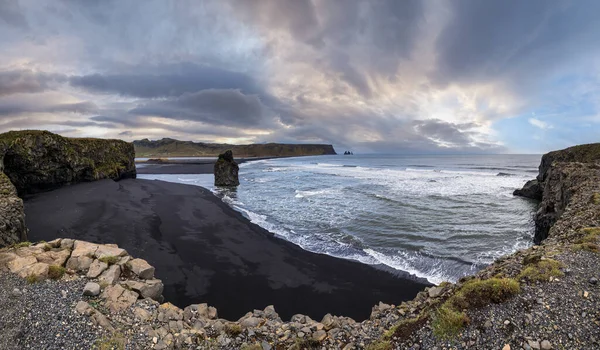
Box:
[134,138,337,157]
[0,173,27,246]
[0,130,136,246]
[0,130,136,195]
[214,150,239,186]
[514,143,600,242]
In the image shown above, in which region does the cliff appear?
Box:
[133,138,337,157]
[0,130,136,247]
[514,143,600,242]
[0,130,136,195]
[0,172,27,246]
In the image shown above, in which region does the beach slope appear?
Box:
[24,178,429,321]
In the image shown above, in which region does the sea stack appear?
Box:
[214,150,240,186]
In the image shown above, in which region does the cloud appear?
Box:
[0,0,598,152]
[69,63,262,98]
[528,118,553,130]
[128,89,273,128]
[0,70,65,96]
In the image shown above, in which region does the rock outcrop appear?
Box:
[514,143,600,242]
[0,130,136,195]
[0,173,27,246]
[0,130,136,247]
[214,150,239,186]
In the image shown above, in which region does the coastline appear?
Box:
[24,178,431,321]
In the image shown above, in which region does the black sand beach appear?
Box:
[24,179,430,321]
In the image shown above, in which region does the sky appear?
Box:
[0,0,599,154]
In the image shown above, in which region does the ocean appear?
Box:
[138,154,540,284]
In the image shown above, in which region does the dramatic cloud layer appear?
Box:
[0,0,598,153]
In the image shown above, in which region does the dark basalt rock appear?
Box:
[214,150,239,187]
[515,142,600,243]
[513,179,542,200]
[0,130,136,195]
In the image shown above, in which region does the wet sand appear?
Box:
[24,179,430,321]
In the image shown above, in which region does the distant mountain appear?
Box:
[133,138,337,157]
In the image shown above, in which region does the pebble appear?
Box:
[590,277,598,285]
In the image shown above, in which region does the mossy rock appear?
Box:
[0,130,136,195]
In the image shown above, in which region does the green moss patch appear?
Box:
[572,242,600,253]
[518,259,564,282]
[11,241,31,248]
[449,278,520,310]
[431,278,519,339]
[432,305,469,339]
[224,323,242,336]
[26,274,39,284]
[48,265,66,280]
[591,193,600,205]
[94,332,125,350]
[365,340,392,350]
[99,256,118,265]
[383,315,428,341]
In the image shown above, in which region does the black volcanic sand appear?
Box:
[24,179,430,321]
[137,162,216,174]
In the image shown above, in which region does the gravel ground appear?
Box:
[0,273,108,350]
[395,249,600,350]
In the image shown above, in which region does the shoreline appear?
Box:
[135,155,318,175]
[24,178,430,321]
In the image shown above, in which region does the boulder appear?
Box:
[35,249,71,266]
[18,262,49,280]
[214,150,239,186]
[98,264,121,285]
[126,258,155,279]
[102,284,139,312]
[95,245,127,259]
[83,282,101,296]
[71,240,99,258]
[66,256,94,272]
[7,255,36,273]
[123,279,164,301]
[87,260,108,278]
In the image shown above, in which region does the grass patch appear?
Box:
[518,259,564,282]
[11,241,31,248]
[365,340,392,350]
[449,278,521,310]
[592,193,600,205]
[290,338,320,350]
[224,323,242,336]
[432,306,469,339]
[431,278,519,339]
[26,274,39,284]
[578,227,600,243]
[383,316,428,341]
[99,256,118,265]
[48,265,66,280]
[94,332,125,350]
[240,343,263,350]
[572,242,599,253]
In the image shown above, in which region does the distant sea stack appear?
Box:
[0,130,136,246]
[133,138,336,157]
[514,142,600,242]
[214,150,240,187]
